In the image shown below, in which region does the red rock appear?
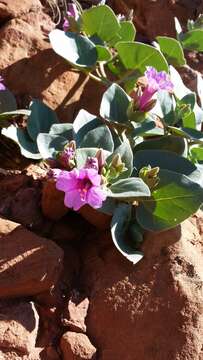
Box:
[110,0,203,40]
[41,180,69,221]
[0,0,41,20]
[81,214,203,360]
[62,291,89,333]
[10,187,43,227]
[79,205,112,230]
[60,332,96,360]
[0,217,63,298]
[0,10,104,122]
[0,301,39,355]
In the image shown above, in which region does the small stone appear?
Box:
[0,301,39,355]
[62,291,89,333]
[60,332,96,360]
[0,217,63,298]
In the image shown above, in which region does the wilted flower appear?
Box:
[139,66,174,111]
[63,3,80,32]
[47,168,62,180]
[0,76,6,91]
[58,141,75,169]
[85,157,99,171]
[56,168,106,211]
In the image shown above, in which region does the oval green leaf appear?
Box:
[137,169,203,231]
[156,36,186,67]
[27,100,59,141]
[80,125,114,152]
[100,83,131,123]
[82,5,120,43]
[116,41,168,73]
[49,29,97,68]
[111,203,144,264]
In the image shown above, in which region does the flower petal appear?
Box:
[87,186,107,209]
[86,169,101,186]
[56,169,79,192]
[65,189,85,211]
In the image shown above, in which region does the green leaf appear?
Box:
[157,90,175,126]
[116,42,168,73]
[168,126,203,145]
[170,65,203,128]
[133,149,199,180]
[132,120,156,137]
[182,127,203,144]
[108,177,150,199]
[27,100,58,141]
[178,94,196,129]
[111,21,136,45]
[37,133,68,159]
[190,146,203,163]
[100,83,131,123]
[96,45,112,62]
[156,36,186,66]
[182,111,196,129]
[97,197,117,215]
[180,93,196,110]
[0,109,30,128]
[137,169,203,231]
[49,123,73,140]
[119,21,136,41]
[73,109,101,146]
[181,29,203,51]
[2,125,41,159]
[133,135,187,156]
[106,141,133,181]
[0,89,17,113]
[111,203,143,264]
[80,125,114,152]
[82,5,120,43]
[49,29,97,68]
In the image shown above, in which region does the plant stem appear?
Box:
[88,72,112,86]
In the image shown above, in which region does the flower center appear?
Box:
[78,178,92,201]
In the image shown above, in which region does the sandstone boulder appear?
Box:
[0,301,39,355]
[62,291,89,333]
[81,213,203,360]
[109,0,203,40]
[0,9,104,122]
[0,0,41,21]
[0,217,63,298]
[60,332,97,360]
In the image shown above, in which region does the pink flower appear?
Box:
[56,168,106,211]
[0,76,6,91]
[139,66,173,111]
[63,3,79,32]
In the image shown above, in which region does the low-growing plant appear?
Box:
[2,3,203,263]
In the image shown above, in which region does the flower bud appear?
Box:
[139,165,160,189]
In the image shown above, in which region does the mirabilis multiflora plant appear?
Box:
[2,3,203,263]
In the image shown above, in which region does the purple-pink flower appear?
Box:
[59,146,75,167]
[139,66,173,111]
[0,76,6,91]
[56,167,106,211]
[63,3,79,32]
